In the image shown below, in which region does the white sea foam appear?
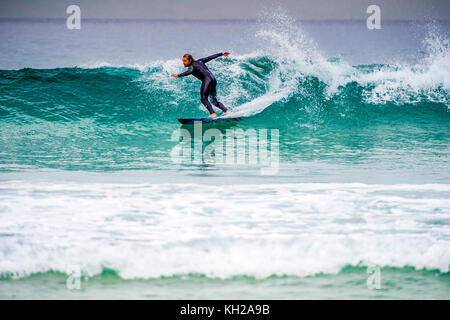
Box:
[253,10,449,109]
[220,11,449,116]
[0,181,449,279]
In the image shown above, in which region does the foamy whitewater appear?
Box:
[0,12,449,299]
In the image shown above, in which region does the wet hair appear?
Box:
[183,53,195,65]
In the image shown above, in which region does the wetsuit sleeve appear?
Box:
[197,53,223,63]
[177,66,194,77]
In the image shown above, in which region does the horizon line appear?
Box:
[0,17,449,23]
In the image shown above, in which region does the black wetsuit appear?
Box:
[177,53,228,114]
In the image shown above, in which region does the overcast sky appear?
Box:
[1,0,449,20]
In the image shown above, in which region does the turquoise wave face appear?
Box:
[0,56,449,172]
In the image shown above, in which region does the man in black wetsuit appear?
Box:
[171,52,231,118]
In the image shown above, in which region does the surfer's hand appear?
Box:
[222,52,230,57]
[170,74,179,78]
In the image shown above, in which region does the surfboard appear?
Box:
[178,116,243,125]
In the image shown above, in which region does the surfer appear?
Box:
[171,52,231,118]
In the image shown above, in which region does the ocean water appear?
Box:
[0,13,449,299]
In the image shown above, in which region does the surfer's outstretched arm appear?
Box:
[174,65,194,78]
[198,52,230,63]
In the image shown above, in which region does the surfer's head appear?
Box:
[182,54,194,67]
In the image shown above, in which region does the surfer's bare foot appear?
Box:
[209,113,217,118]
[225,111,231,115]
